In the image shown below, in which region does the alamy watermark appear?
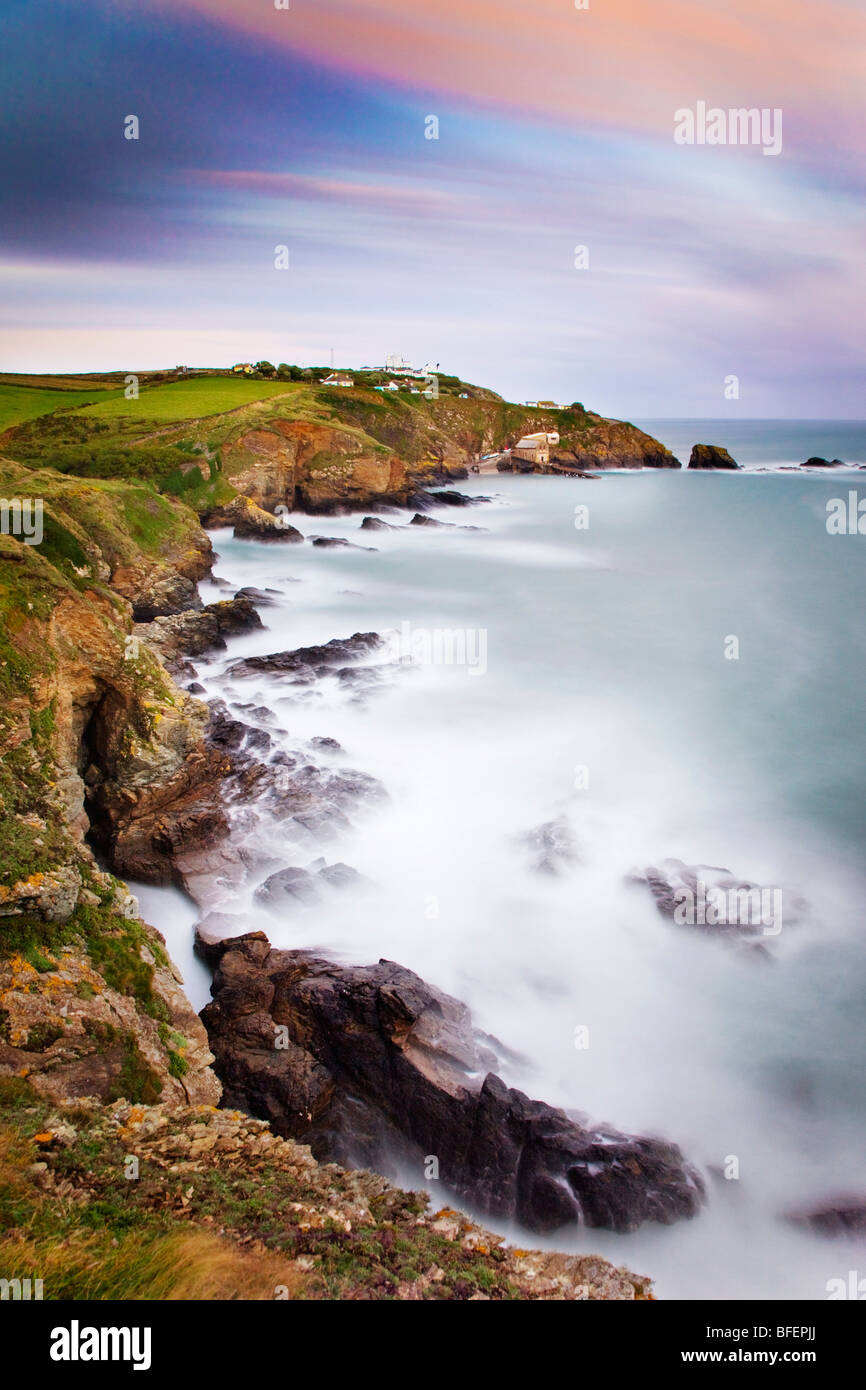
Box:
[826,492,866,535]
[0,497,43,545]
[674,881,782,936]
[674,102,783,157]
[386,620,487,676]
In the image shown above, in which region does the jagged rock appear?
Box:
[360,517,397,532]
[234,586,284,605]
[134,596,263,671]
[409,514,456,528]
[631,857,802,945]
[427,490,488,506]
[688,444,739,470]
[226,632,383,681]
[200,934,705,1235]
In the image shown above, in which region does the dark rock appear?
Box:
[786,1198,866,1238]
[226,632,383,680]
[688,444,739,470]
[801,457,845,468]
[360,516,397,532]
[406,490,439,512]
[234,586,284,605]
[409,513,456,529]
[427,490,489,507]
[310,536,378,551]
[310,736,342,753]
[187,682,206,695]
[200,936,705,1235]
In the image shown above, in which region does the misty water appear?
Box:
[135,455,866,1300]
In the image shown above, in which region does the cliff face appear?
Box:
[0,462,221,1109]
[209,392,679,514]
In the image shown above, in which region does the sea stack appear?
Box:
[688,443,739,470]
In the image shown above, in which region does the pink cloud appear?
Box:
[167,0,865,148]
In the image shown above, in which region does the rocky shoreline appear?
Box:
[2,451,859,1298]
[0,468,675,1296]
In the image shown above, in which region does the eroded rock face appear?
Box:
[688,443,739,470]
[0,864,81,923]
[223,419,408,516]
[200,934,705,1235]
[0,911,220,1110]
[522,818,579,876]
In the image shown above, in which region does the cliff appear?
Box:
[2,373,680,520]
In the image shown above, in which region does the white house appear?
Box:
[322,373,354,387]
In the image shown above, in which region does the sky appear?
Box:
[0,0,864,416]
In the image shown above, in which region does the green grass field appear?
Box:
[78,376,295,422]
[0,384,123,433]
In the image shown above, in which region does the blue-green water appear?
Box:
[138,451,866,1299]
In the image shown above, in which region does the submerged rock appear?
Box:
[786,1198,866,1239]
[801,457,845,468]
[200,934,705,1236]
[631,857,803,947]
[522,817,579,875]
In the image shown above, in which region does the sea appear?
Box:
[134,419,866,1299]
